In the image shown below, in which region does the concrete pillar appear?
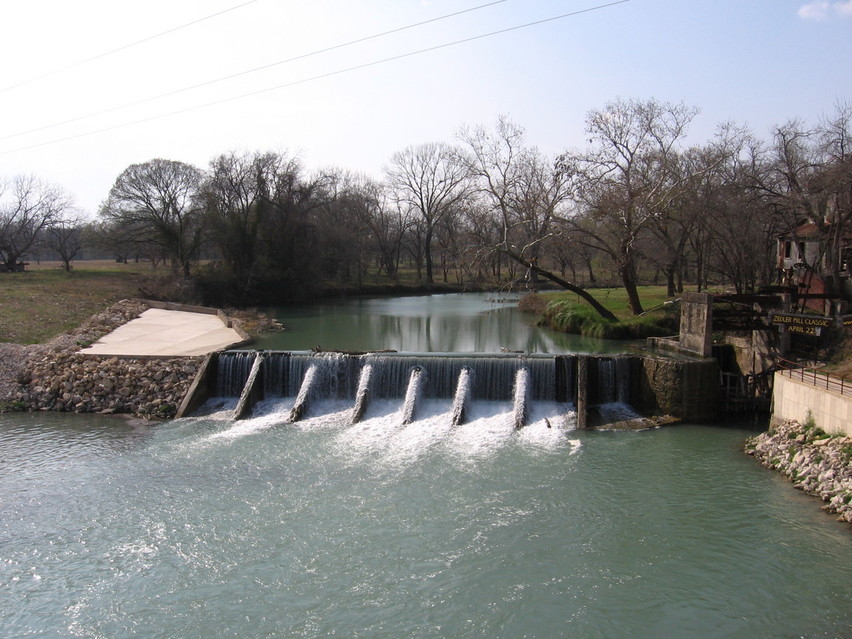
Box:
[512,368,529,429]
[401,367,422,425]
[351,364,372,424]
[175,352,217,419]
[679,292,713,357]
[234,352,265,420]
[576,356,589,429]
[450,367,470,426]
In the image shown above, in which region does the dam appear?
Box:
[180,349,718,427]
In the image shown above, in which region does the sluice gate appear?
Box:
[183,351,652,427]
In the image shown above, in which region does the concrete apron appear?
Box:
[80,308,247,358]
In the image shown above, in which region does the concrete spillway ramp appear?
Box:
[81,307,248,357]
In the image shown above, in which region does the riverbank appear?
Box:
[0,299,148,408]
[519,292,678,340]
[746,417,852,524]
[0,300,218,418]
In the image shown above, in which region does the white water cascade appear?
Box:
[204,350,638,428]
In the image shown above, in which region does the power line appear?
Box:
[0,0,260,94]
[0,0,508,143]
[0,0,630,156]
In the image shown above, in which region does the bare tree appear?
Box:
[560,98,700,314]
[204,151,290,282]
[460,116,617,320]
[44,208,87,271]
[311,170,373,285]
[817,102,852,286]
[385,142,473,284]
[750,104,852,296]
[201,151,340,303]
[0,175,73,271]
[336,175,408,279]
[101,159,204,276]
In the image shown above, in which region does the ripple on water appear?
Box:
[2,413,851,639]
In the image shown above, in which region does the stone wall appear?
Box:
[747,417,852,524]
[723,331,782,376]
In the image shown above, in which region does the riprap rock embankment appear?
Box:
[1,299,200,419]
[22,352,200,419]
[746,418,852,524]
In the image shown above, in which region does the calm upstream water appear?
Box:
[2,293,851,638]
[252,292,630,353]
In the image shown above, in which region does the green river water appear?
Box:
[1,293,849,638]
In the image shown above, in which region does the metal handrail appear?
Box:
[775,360,850,397]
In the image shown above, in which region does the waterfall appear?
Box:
[592,356,633,405]
[207,351,626,424]
[261,352,290,396]
[366,353,559,402]
[215,351,256,397]
[286,353,355,421]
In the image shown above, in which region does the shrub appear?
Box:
[518,293,549,315]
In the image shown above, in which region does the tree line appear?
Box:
[2,97,850,313]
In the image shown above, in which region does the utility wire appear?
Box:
[0,0,507,142]
[0,0,260,94]
[0,0,630,156]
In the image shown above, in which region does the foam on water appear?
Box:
[445,406,517,460]
[336,398,450,463]
[187,394,580,464]
[333,397,578,466]
[4,409,852,638]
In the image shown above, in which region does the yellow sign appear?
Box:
[786,324,822,336]
[770,313,833,329]
[771,313,836,335]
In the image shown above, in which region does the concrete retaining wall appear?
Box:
[636,355,719,422]
[773,372,852,436]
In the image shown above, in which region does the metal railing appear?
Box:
[776,359,851,397]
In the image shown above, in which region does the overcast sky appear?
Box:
[0,0,850,214]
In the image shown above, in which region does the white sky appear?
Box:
[0,0,850,214]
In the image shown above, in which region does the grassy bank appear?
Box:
[0,261,488,344]
[0,261,152,344]
[524,287,680,339]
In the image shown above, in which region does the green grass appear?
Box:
[541,286,677,320]
[0,260,499,344]
[532,286,680,340]
[0,260,153,344]
[1,261,683,345]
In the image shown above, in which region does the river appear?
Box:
[251,292,630,353]
[1,293,850,638]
